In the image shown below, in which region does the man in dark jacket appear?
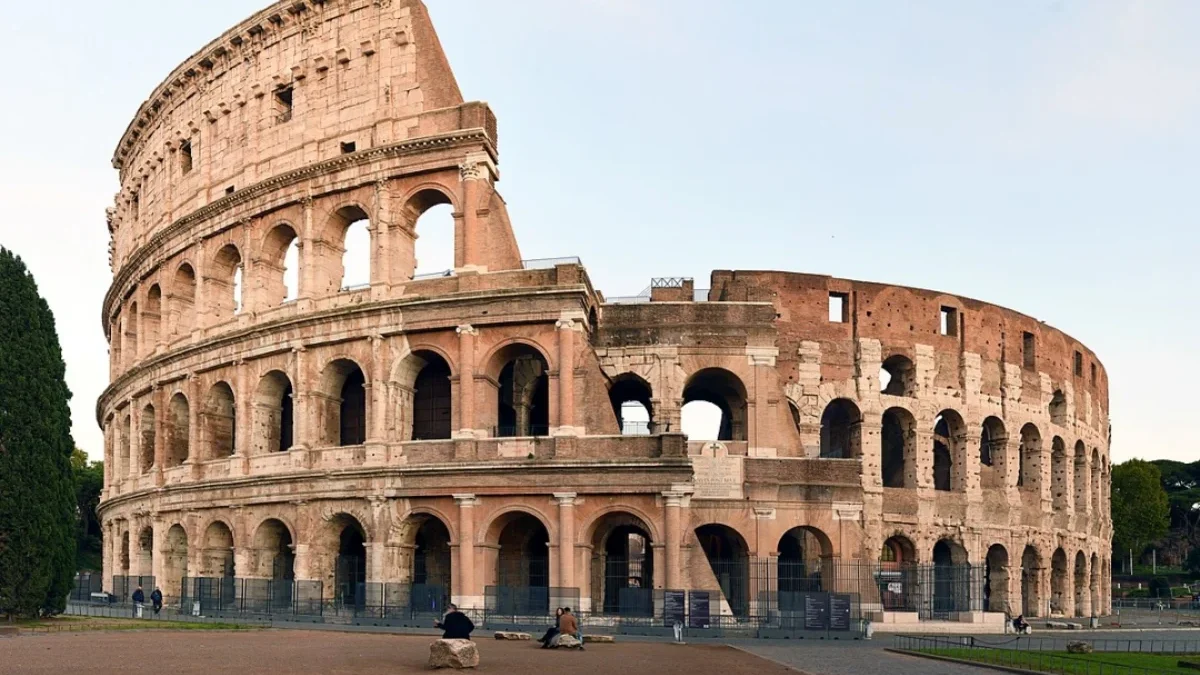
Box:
[132,586,145,618]
[150,588,164,615]
[435,604,475,640]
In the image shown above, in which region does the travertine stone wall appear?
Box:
[99,0,1110,620]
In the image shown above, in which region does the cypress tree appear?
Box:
[0,247,76,618]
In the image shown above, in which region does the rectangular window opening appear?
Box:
[1023,332,1036,370]
[340,141,357,154]
[828,292,848,323]
[940,306,958,337]
[275,86,294,124]
[180,140,193,175]
[1074,351,1083,377]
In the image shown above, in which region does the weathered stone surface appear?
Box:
[429,639,479,669]
[493,631,530,641]
[93,0,1115,631]
[1066,641,1093,654]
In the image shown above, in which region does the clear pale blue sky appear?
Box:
[0,1,1195,463]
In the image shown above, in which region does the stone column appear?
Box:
[554,493,577,591]
[663,489,691,589]
[555,320,577,435]
[456,326,478,437]
[454,494,479,607]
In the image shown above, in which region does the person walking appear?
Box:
[150,587,163,615]
[131,585,145,618]
[539,608,564,648]
[559,607,584,650]
[435,604,475,640]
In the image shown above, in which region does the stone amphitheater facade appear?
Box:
[98,0,1111,624]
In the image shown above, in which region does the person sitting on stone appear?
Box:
[435,604,475,640]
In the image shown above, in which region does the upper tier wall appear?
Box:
[710,270,1110,422]
[107,0,472,274]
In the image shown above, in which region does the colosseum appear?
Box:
[97,0,1111,631]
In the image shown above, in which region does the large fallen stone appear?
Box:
[429,639,480,669]
[554,634,582,649]
[1066,641,1094,654]
[584,634,615,644]
[493,631,531,641]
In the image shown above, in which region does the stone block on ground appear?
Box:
[1066,641,1093,654]
[429,639,479,669]
[493,631,531,640]
[583,634,615,643]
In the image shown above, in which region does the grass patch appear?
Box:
[922,647,1199,674]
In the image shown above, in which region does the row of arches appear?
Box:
[111,194,457,371]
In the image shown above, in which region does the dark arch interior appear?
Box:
[695,524,749,617]
[412,353,453,441]
[339,367,367,446]
[497,350,549,437]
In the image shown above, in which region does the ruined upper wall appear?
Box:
[107,0,478,273]
[710,270,1110,424]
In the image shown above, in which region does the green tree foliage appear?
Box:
[1111,459,1170,561]
[0,248,76,618]
[70,449,104,571]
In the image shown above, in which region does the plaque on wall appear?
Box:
[689,442,744,500]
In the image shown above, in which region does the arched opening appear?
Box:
[682,368,748,441]
[777,527,832,605]
[171,264,197,338]
[1051,547,1068,615]
[144,285,162,349]
[493,513,551,614]
[253,519,295,581]
[119,413,131,479]
[1021,545,1042,617]
[410,516,452,614]
[1049,390,1067,426]
[1073,551,1087,617]
[125,302,139,360]
[210,244,244,318]
[879,535,917,611]
[1074,440,1088,514]
[694,524,750,617]
[201,382,236,459]
[261,223,301,305]
[491,345,550,438]
[201,521,236,579]
[334,516,368,607]
[1051,437,1069,511]
[933,410,966,492]
[166,393,190,467]
[985,544,1010,614]
[412,200,455,278]
[590,512,654,616]
[932,539,969,618]
[980,416,1007,489]
[881,407,915,488]
[139,404,156,473]
[137,527,154,580]
[254,371,294,454]
[318,359,367,447]
[411,352,453,441]
[609,374,655,436]
[820,399,862,459]
[1089,552,1100,618]
[336,206,372,290]
[1019,423,1042,490]
[880,354,915,396]
[161,525,189,606]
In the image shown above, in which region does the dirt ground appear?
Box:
[0,630,794,674]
